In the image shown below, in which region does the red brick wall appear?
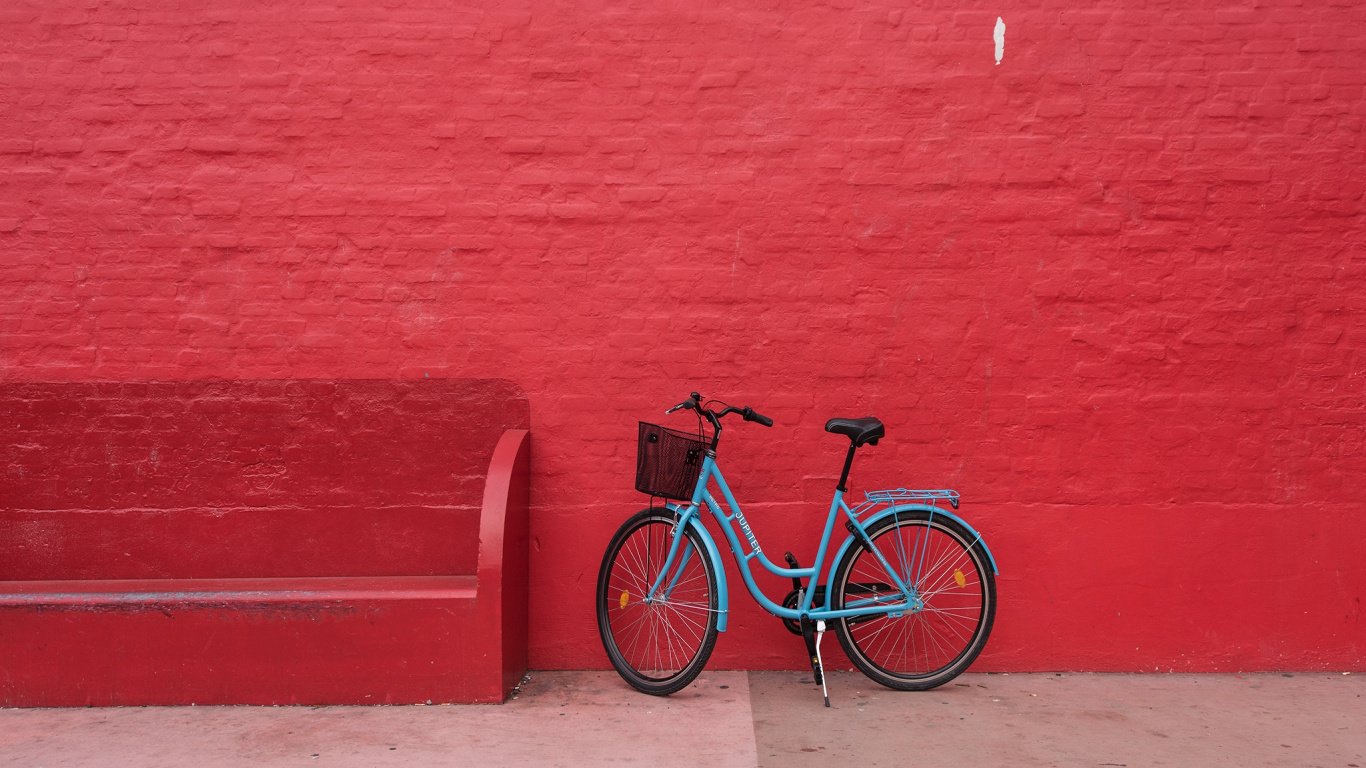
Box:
[2,1,1363,672]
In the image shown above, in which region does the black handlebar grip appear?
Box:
[742,407,774,427]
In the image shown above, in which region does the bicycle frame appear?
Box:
[642,452,996,632]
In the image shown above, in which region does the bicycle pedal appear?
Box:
[799,616,823,686]
[783,551,804,592]
[814,619,830,707]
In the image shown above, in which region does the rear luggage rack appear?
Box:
[863,488,960,509]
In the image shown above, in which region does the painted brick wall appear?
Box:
[2,0,1363,672]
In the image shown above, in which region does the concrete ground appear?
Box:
[2,671,1362,767]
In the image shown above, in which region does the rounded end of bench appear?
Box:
[476,429,531,701]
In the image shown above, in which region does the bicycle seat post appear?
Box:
[836,442,858,493]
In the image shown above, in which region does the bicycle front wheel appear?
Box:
[831,509,996,690]
[596,508,719,695]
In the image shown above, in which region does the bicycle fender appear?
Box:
[823,504,999,600]
[667,503,730,632]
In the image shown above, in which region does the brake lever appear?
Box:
[665,395,700,415]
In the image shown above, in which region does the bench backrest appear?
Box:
[0,379,529,580]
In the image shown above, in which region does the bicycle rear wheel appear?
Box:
[831,510,996,690]
[596,508,718,695]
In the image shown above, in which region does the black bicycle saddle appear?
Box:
[824,417,884,447]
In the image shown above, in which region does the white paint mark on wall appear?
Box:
[994,17,1005,65]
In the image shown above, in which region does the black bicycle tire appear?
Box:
[830,510,996,691]
[596,508,719,696]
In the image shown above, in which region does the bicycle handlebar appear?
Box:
[664,393,773,428]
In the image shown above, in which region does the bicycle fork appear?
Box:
[643,515,695,606]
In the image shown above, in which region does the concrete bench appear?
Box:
[0,379,530,706]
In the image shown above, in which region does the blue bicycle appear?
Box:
[596,393,999,702]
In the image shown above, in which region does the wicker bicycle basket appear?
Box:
[635,422,705,501]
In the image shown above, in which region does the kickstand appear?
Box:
[815,620,829,707]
